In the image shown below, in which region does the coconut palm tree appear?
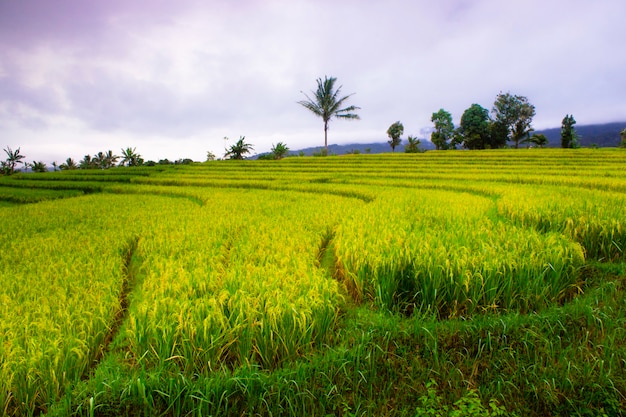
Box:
[404,135,424,153]
[60,158,78,170]
[120,147,143,167]
[3,147,25,174]
[99,150,119,169]
[298,76,360,153]
[224,136,254,160]
[30,161,47,173]
[80,154,96,169]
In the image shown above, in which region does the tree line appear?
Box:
[425,93,585,151]
[1,147,145,175]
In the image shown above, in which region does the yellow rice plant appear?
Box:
[121,188,363,373]
[0,194,194,415]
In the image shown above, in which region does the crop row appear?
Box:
[0,189,362,415]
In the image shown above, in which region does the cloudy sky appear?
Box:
[1,0,625,163]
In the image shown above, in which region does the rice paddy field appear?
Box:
[0,148,625,416]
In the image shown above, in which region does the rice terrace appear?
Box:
[1,149,625,416]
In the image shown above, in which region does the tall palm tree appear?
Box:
[120,147,143,167]
[224,136,254,160]
[298,76,360,153]
[3,147,25,174]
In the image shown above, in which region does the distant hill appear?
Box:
[282,140,436,157]
[535,121,626,148]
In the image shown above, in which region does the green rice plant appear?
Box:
[0,185,84,203]
[334,189,585,317]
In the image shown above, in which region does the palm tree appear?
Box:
[404,135,424,153]
[60,158,78,170]
[224,136,254,160]
[100,150,119,169]
[3,147,25,174]
[80,154,96,169]
[523,133,548,148]
[30,161,47,173]
[271,142,289,160]
[120,147,143,167]
[298,76,360,153]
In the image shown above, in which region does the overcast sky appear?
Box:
[1,0,625,163]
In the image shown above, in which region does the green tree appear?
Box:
[404,135,424,153]
[206,151,216,161]
[430,109,455,150]
[271,142,289,160]
[225,136,254,160]
[120,147,143,166]
[298,76,360,153]
[619,128,626,148]
[386,121,404,152]
[561,114,579,148]
[491,92,536,148]
[458,104,491,150]
[60,158,78,170]
[3,147,25,174]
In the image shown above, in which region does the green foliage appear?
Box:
[618,128,625,148]
[298,76,360,152]
[387,121,404,152]
[431,108,455,150]
[415,380,510,417]
[561,114,579,148]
